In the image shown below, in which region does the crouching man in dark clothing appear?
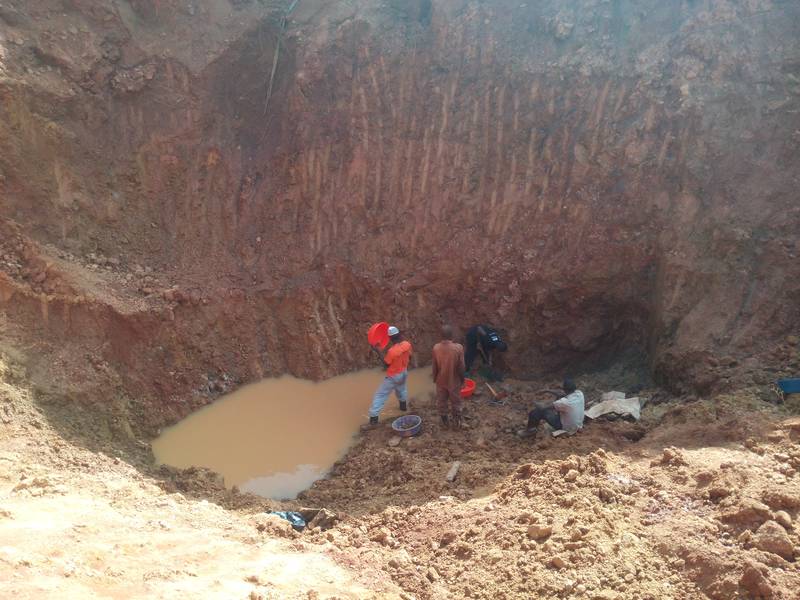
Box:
[464,324,508,373]
[518,378,584,439]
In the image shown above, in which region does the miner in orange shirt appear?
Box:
[366,325,412,427]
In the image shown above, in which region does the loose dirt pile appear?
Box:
[294,379,800,599]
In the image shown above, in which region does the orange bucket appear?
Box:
[368,322,390,349]
[460,378,476,398]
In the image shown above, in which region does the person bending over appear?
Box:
[518,378,584,438]
[464,324,508,373]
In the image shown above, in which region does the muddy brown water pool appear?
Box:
[152,369,434,500]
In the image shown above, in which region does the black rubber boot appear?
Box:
[440,415,449,429]
[361,416,379,431]
[399,401,408,412]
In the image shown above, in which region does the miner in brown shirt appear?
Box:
[432,325,466,430]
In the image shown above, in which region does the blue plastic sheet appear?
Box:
[268,511,306,531]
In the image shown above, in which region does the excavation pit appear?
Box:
[1,0,799,597]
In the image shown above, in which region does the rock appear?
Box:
[518,511,534,523]
[370,527,393,545]
[325,530,345,547]
[426,566,440,582]
[252,514,295,537]
[753,520,794,560]
[564,469,579,482]
[787,335,799,346]
[550,556,567,569]
[524,511,545,524]
[761,490,800,511]
[739,560,774,598]
[12,476,50,493]
[708,486,731,502]
[387,436,402,447]
[486,549,503,564]
[774,510,792,530]
[651,446,688,467]
[527,524,553,540]
[307,508,338,531]
[694,470,715,485]
[721,498,773,525]
[440,531,458,546]
[162,287,183,302]
[452,541,473,559]
[446,461,461,482]
[738,530,753,545]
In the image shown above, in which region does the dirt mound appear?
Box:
[290,375,800,599]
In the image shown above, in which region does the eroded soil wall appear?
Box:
[1,0,799,431]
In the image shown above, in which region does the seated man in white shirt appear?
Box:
[518,378,584,438]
